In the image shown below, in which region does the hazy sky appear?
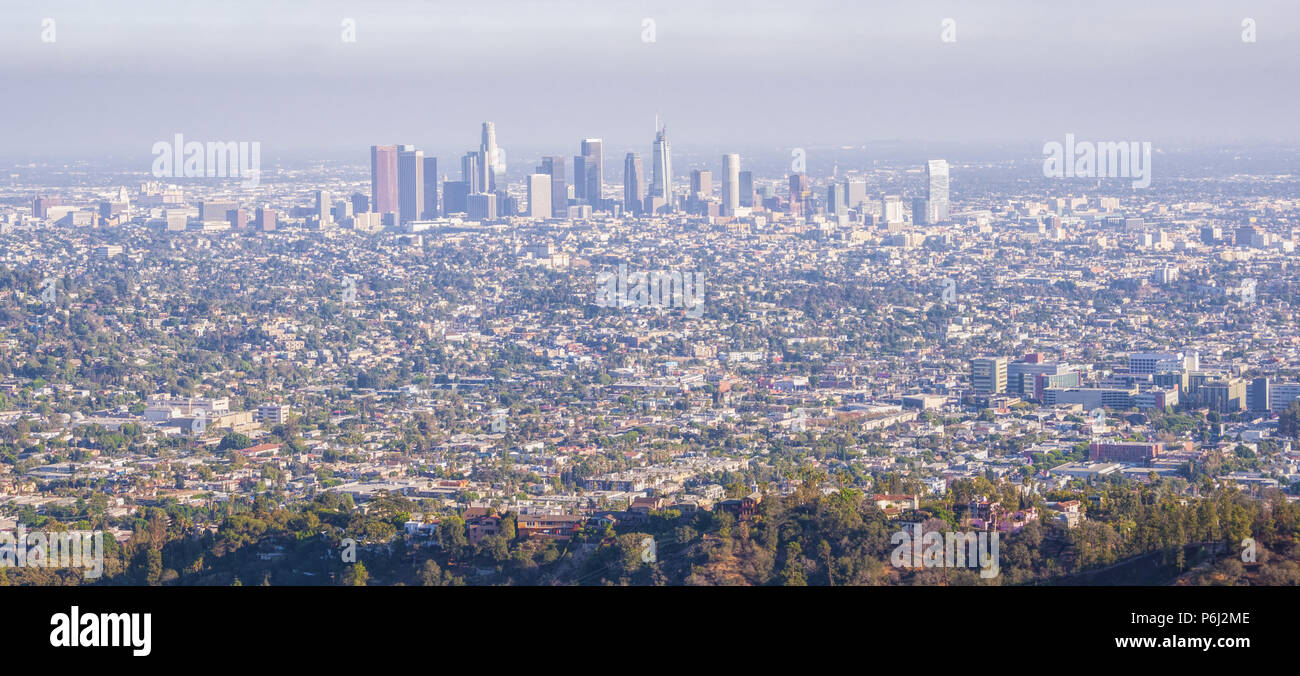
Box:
[3,0,1299,163]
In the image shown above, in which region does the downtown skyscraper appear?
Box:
[649,124,672,212]
[370,145,399,220]
[397,145,424,224]
[721,153,740,217]
[575,138,603,203]
[623,152,644,214]
[927,159,950,222]
[537,156,566,218]
[422,156,438,219]
[481,122,505,192]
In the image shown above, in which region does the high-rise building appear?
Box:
[828,184,847,216]
[480,122,505,192]
[881,195,904,225]
[577,138,602,203]
[256,207,276,232]
[789,174,809,204]
[422,156,439,219]
[624,153,644,214]
[721,153,740,217]
[467,192,497,220]
[34,195,65,219]
[538,156,567,218]
[650,125,673,211]
[912,197,936,225]
[526,174,552,220]
[443,181,469,214]
[845,179,867,210]
[738,171,754,207]
[350,193,369,214]
[1270,383,1300,414]
[926,159,950,222]
[1248,377,1271,412]
[314,190,332,225]
[370,145,399,219]
[573,155,587,203]
[462,152,482,194]
[971,357,1009,394]
[397,145,423,224]
[690,170,712,199]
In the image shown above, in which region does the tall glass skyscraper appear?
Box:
[650,125,672,211]
[481,122,506,192]
[579,138,602,203]
[422,156,438,219]
[624,153,643,214]
[927,159,950,222]
[537,156,566,217]
[397,145,423,224]
[370,145,399,219]
[721,153,740,216]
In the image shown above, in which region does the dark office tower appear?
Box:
[1248,377,1271,412]
[912,197,932,225]
[370,145,399,219]
[227,208,248,230]
[624,153,644,214]
[422,157,439,218]
[443,181,469,214]
[926,159,950,222]
[738,171,754,207]
[828,184,847,216]
[650,125,672,209]
[351,192,369,214]
[256,207,277,232]
[789,174,809,202]
[721,153,740,216]
[537,156,567,218]
[580,138,603,203]
[461,152,481,194]
[573,155,587,201]
[396,145,423,224]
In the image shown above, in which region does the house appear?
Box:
[515,514,584,540]
[715,492,762,520]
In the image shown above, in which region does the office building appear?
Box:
[422,156,438,218]
[971,357,1008,394]
[739,171,755,207]
[926,159,950,222]
[538,156,567,218]
[624,153,644,214]
[443,181,469,215]
[576,138,602,203]
[397,145,423,224]
[370,145,399,218]
[467,192,497,220]
[526,174,552,220]
[650,125,673,211]
[462,152,482,194]
[314,191,331,225]
[721,153,740,216]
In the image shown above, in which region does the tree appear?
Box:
[343,562,369,586]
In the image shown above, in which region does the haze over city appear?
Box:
[3,0,1300,163]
